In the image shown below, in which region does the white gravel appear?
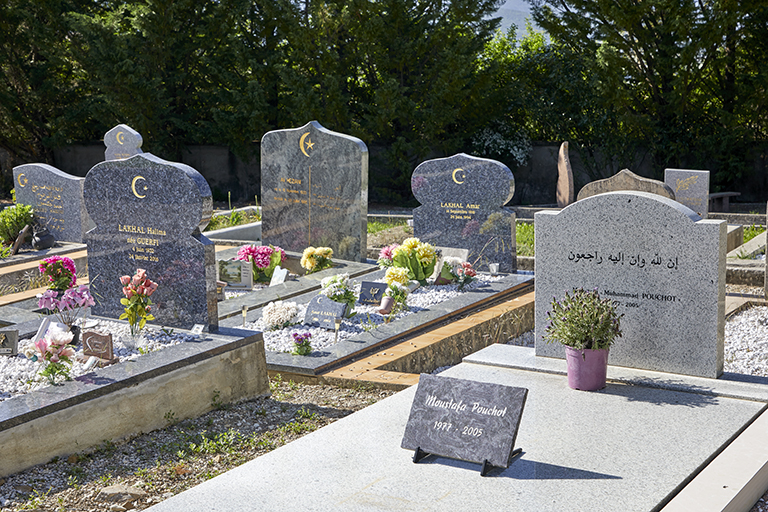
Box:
[0,319,199,402]
[724,305,768,376]
[247,276,504,353]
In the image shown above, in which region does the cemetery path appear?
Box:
[0,377,395,512]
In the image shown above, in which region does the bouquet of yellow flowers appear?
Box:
[391,237,436,286]
[300,246,333,274]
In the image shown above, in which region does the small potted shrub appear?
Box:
[543,288,623,391]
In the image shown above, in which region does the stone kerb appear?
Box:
[104,124,144,161]
[412,153,516,272]
[83,153,218,329]
[534,191,726,378]
[12,163,95,243]
[261,121,368,262]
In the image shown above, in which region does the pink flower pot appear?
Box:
[378,296,395,315]
[564,346,609,391]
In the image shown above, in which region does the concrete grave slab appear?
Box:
[261,121,368,262]
[412,153,516,272]
[13,163,95,243]
[143,350,765,512]
[535,191,726,378]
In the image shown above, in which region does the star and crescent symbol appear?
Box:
[131,175,147,199]
[299,132,315,157]
[17,173,28,188]
[452,168,466,184]
[116,131,126,145]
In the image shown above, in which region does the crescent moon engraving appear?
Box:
[117,131,126,145]
[17,173,27,187]
[452,168,465,184]
[131,176,147,199]
[299,132,312,157]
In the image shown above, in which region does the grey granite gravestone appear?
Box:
[261,121,368,262]
[535,191,726,378]
[12,163,95,243]
[665,168,710,218]
[577,169,675,201]
[556,141,574,208]
[104,124,144,161]
[412,153,516,272]
[83,153,218,329]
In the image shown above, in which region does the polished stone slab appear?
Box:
[104,124,143,161]
[665,168,710,218]
[144,351,765,512]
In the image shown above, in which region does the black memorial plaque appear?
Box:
[304,294,347,330]
[358,281,385,305]
[0,329,19,356]
[401,373,527,473]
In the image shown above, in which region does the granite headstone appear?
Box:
[665,168,710,218]
[412,153,516,272]
[577,169,675,201]
[83,153,218,329]
[535,191,725,378]
[401,374,527,471]
[304,294,347,330]
[104,124,144,161]
[13,163,95,243]
[261,121,368,262]
[556,141,574,208]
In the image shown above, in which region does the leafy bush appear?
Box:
[0,203,33,245]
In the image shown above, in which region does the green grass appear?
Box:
[516,222,534,256]
[367,219,407,234]
[204,209,261,232]
[743,224,765,244]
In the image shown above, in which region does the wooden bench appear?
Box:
[708,192,741,212]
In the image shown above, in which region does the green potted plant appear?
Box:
[543,288,623,391]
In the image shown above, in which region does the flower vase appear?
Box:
[68,325,81,346]
[123,330,141,350]
[564,346,609,391]
[378,296,395,315]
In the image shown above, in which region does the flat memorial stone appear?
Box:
[358,281,385,305]
[401,373,526,471]
[83,153,218,329]
[535,191,726,378]
[104,124,144,161]
[13,163,95,243]
[303,294,347,330]
[261,121,368,262]
[665,168,710,218]
[412,153,516,272]
[0,329,18,356]
[269,266,289,287]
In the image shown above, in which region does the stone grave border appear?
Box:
[0,324,267,478]
[219,271,534,377]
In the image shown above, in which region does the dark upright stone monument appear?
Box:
[412,153,516,272]
[83,153,218,329]
[104,124,144,161]
[261,121,368,262]
[13,163,95,243]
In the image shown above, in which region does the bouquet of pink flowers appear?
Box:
[435,258,477,290]
[236,244,286,282]
[377,243,400,269]
[37,285,95,328]
[38,255,77,291]
[31,324,76,385]
[119,269,158,336]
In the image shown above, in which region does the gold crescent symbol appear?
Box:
[17,173,27,187]
[299,132,313,157]
[117,131,126,145]
[452,168,465,184]
[131,176,147,198]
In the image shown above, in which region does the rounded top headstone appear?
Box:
[411,153,514,207]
